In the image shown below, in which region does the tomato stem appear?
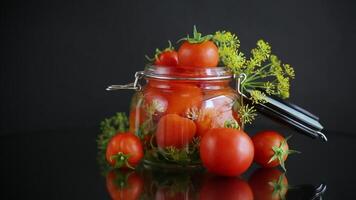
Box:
[268,174,288,200]
[177,25,213,44]
[268,135,301,172]
[110,152,134,169]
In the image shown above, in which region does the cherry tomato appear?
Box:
[178,40,219,68]
[199,176,253,200]
[156,114,196,148]
[164,83,203,115]
[106,132,144,168]
[249,168,288,200]
[200,128,254,176]
[106,170,144,200]
[154,50,179,67]
[252,130,298,171]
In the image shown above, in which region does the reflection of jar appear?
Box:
[110,66,243,168]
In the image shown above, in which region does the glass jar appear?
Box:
[124,66,243,168]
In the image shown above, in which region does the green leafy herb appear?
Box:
[145,137,201,165]
[97,112,129,175]
[224,119,240,129]
[97,112,129,151]
[213,31,295,124]
[238,104,257,125]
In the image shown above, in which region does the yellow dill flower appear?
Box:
[250,90,267,104]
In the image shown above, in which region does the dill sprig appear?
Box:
[213,31,295,124]
[239,104,257,125]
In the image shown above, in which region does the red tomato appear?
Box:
[178,41,219,67]
[252,130,298,171]
[106,170,144,200]
[156,114,196,148]
[199,176,253,200]
[249,168,288,200]
[129,107,146,134]
[106,132,144,168]
[164,83,203,115]
[154,50,179,67]
[142,84,169,125]
[200,128,254,176]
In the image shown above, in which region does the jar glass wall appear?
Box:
[129,66,242,168]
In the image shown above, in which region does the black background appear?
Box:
[1,0,356,134]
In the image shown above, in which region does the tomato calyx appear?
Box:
[224,119,240,129]
[111,170,134,189]
[268,174,288,200]
[268,135,301,172]
[110,152,135,169]
[145,40,175,62]
[178,25,213,44]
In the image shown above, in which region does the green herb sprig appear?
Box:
[213,31,295,123]
[97,112,129,175]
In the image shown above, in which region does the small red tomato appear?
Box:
[178,40,219,68]
[164,83,203,115]
[200,128,254,176]
[249,168,288,200]
[252,130,299,171]
[106,132,144,168]
[106,170,144,200]
[154,50,179,67]
[199,176,253,200]
[155,114,196,149]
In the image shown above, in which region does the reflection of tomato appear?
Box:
[164,83,203,115]
[155,187,192,200]
[249,168,288,200]
[199,176,253,200]
[106,133,144,168]
[156,114,196,148]
[106,170,144,200]
[178,41,219,68]
[200,128,254,176]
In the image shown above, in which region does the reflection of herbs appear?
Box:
[97,112,129,176]
[213,31,295,122]
[146,137,201,165]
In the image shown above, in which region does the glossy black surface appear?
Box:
[1,118,355,199]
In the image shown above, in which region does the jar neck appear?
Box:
[146,78,232,90]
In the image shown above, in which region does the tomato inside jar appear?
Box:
[129,66,243,168]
